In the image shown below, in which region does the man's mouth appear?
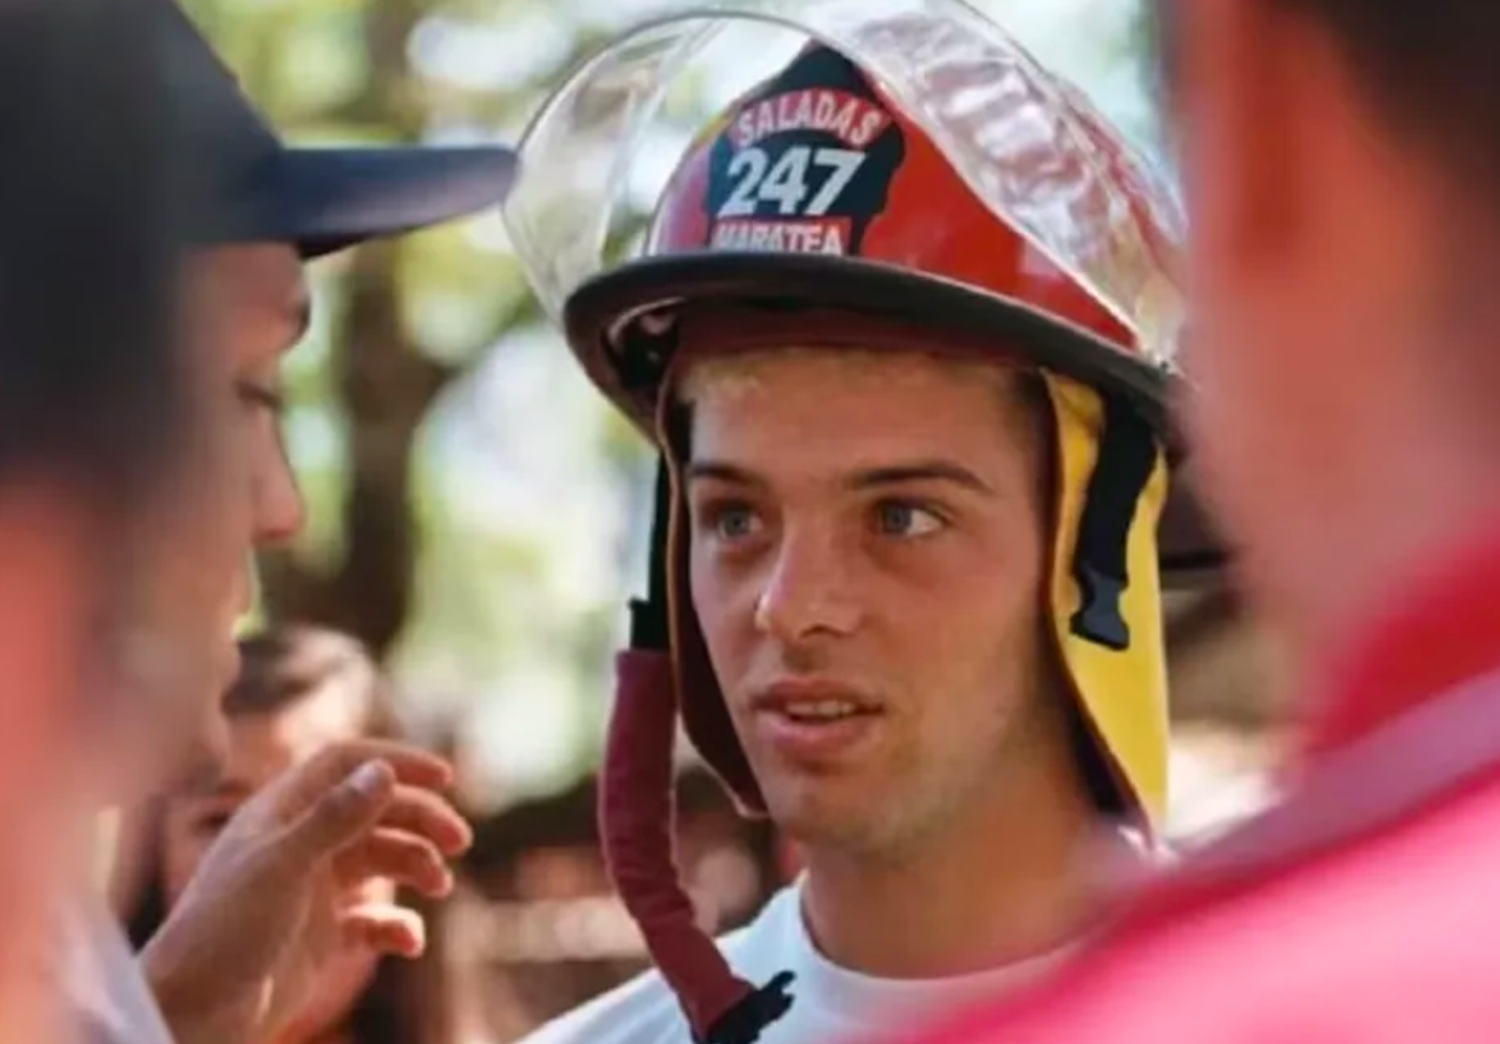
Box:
[748,681,884,760]
[775,698,873,723]
[752,679,882,717]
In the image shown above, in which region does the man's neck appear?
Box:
[798,770,1103,979]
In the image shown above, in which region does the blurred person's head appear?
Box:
[100,1,515,797]
[126,624,452,1044]
[1154,1,1500,666]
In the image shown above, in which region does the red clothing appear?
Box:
[899,528,1500,1043]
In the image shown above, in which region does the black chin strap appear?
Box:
[629,456,673,652]
[622,454,800,1044]
[1070,393,1158,651]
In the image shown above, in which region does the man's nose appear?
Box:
[753,523,862,643]
[253,449,306,547]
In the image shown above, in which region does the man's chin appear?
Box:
[762,781,883,851]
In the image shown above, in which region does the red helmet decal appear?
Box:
[701,47,906,257]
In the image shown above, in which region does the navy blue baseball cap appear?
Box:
[157,0,516,257]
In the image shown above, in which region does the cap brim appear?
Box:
[246,144,517,258]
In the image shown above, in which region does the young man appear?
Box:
[502,6,1217,1043]
[60,3,514,1044]
[894,1,1500,1041]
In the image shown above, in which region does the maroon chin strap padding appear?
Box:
[598,461,794,1044]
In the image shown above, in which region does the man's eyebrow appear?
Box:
[845,461,996,496]
[685,459,996,496]
[685,460,766,487]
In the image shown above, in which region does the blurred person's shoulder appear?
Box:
[908,609,1500,1044]
[517,886,802,1044]
[911,766,1500,1043]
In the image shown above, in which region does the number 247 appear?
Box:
[719,146,867,218]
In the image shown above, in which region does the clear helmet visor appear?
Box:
[500,0,1185,370]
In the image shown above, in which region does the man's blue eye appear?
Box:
[873,501,943,538]
[715,506,762,540]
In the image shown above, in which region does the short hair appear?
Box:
[1151,1,1500,190]
[226,625,398,735]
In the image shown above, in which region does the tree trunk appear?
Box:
[259,0,454,659]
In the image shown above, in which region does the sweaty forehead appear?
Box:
[684,344,1004,393]
[679,347,1039,466]
[683,346,1014,407]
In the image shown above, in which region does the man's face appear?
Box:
[115,244,310,793]
[196,243,311,551]
[683,348,1055,858]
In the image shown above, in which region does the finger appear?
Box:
[341,904,425,958]
[279,759,396,863]
[377,785,473,856]
[296,740,453,798]
[333,828,453,898]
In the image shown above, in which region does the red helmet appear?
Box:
[572,53,1182,461]
[504,5,1220,1042]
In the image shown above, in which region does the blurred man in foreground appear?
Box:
[0,0,207,1038]
[899,1,1500,1040]
[59,3,515,1044]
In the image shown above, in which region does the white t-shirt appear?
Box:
[56,891,175,1044]
[518,882,1075,1044]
